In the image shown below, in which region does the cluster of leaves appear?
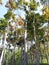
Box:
[5,0,17,9]
[17,28,24,35]
[0,19,7,32]
[29,0,39,10]
[6,31,17,44]
[0,0,2,4]
[42,6,49,20]
[26,11,45,41]
[4,49,22,65]
[6,28,24,45]
[4,11,13,20]
[26,12,34,40]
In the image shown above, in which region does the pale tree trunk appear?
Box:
[0,50,4,65]
[24,40,28,65]
[2,33,5,46]
[0,32,5,65]
[24,22,28,65]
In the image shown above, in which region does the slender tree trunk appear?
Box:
[11,44,15,65]
[24,22,28,65]
[33,15,40,65]
[20,45,23,65]
[11,49,15,65]
[47,21,49,64]
[0,32,6,65]
[24,41,28,65]
[1,33,5,65]
[2,33,5,46]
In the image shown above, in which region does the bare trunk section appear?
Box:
[0,32,5,65]
[24,22,28,65]
[11,44,15,65]
[24,40,28,65]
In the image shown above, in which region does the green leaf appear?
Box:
[4,11,13,19]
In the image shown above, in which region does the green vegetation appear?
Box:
[0,0,49,65]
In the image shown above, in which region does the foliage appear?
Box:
[6,31,17,44]
[0,0,2,4]
[5,0,17,9]
[0,0,49,65]
[26,12,45,40]
[4,11,13,20]
[4,49,21,65]
[29,0,39,10]
[0,19,7,32]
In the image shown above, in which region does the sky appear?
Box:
[0,0,25,18]
[0,0,43,18]
[0,0,8,18]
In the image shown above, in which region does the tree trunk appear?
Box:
[24,41,28,65]
[2,33,5,46]
[24,23,28,65]
[11,44,15,65]
[1,33,5,65]
[33,15,40,65]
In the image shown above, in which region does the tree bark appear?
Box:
[24,22,28,65]
[24,42,28,65]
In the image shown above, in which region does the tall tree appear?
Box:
[0,18,7,64]
[40,0,49,63]
[23,0,48,64]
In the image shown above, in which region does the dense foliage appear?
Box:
[0,0,49,65]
